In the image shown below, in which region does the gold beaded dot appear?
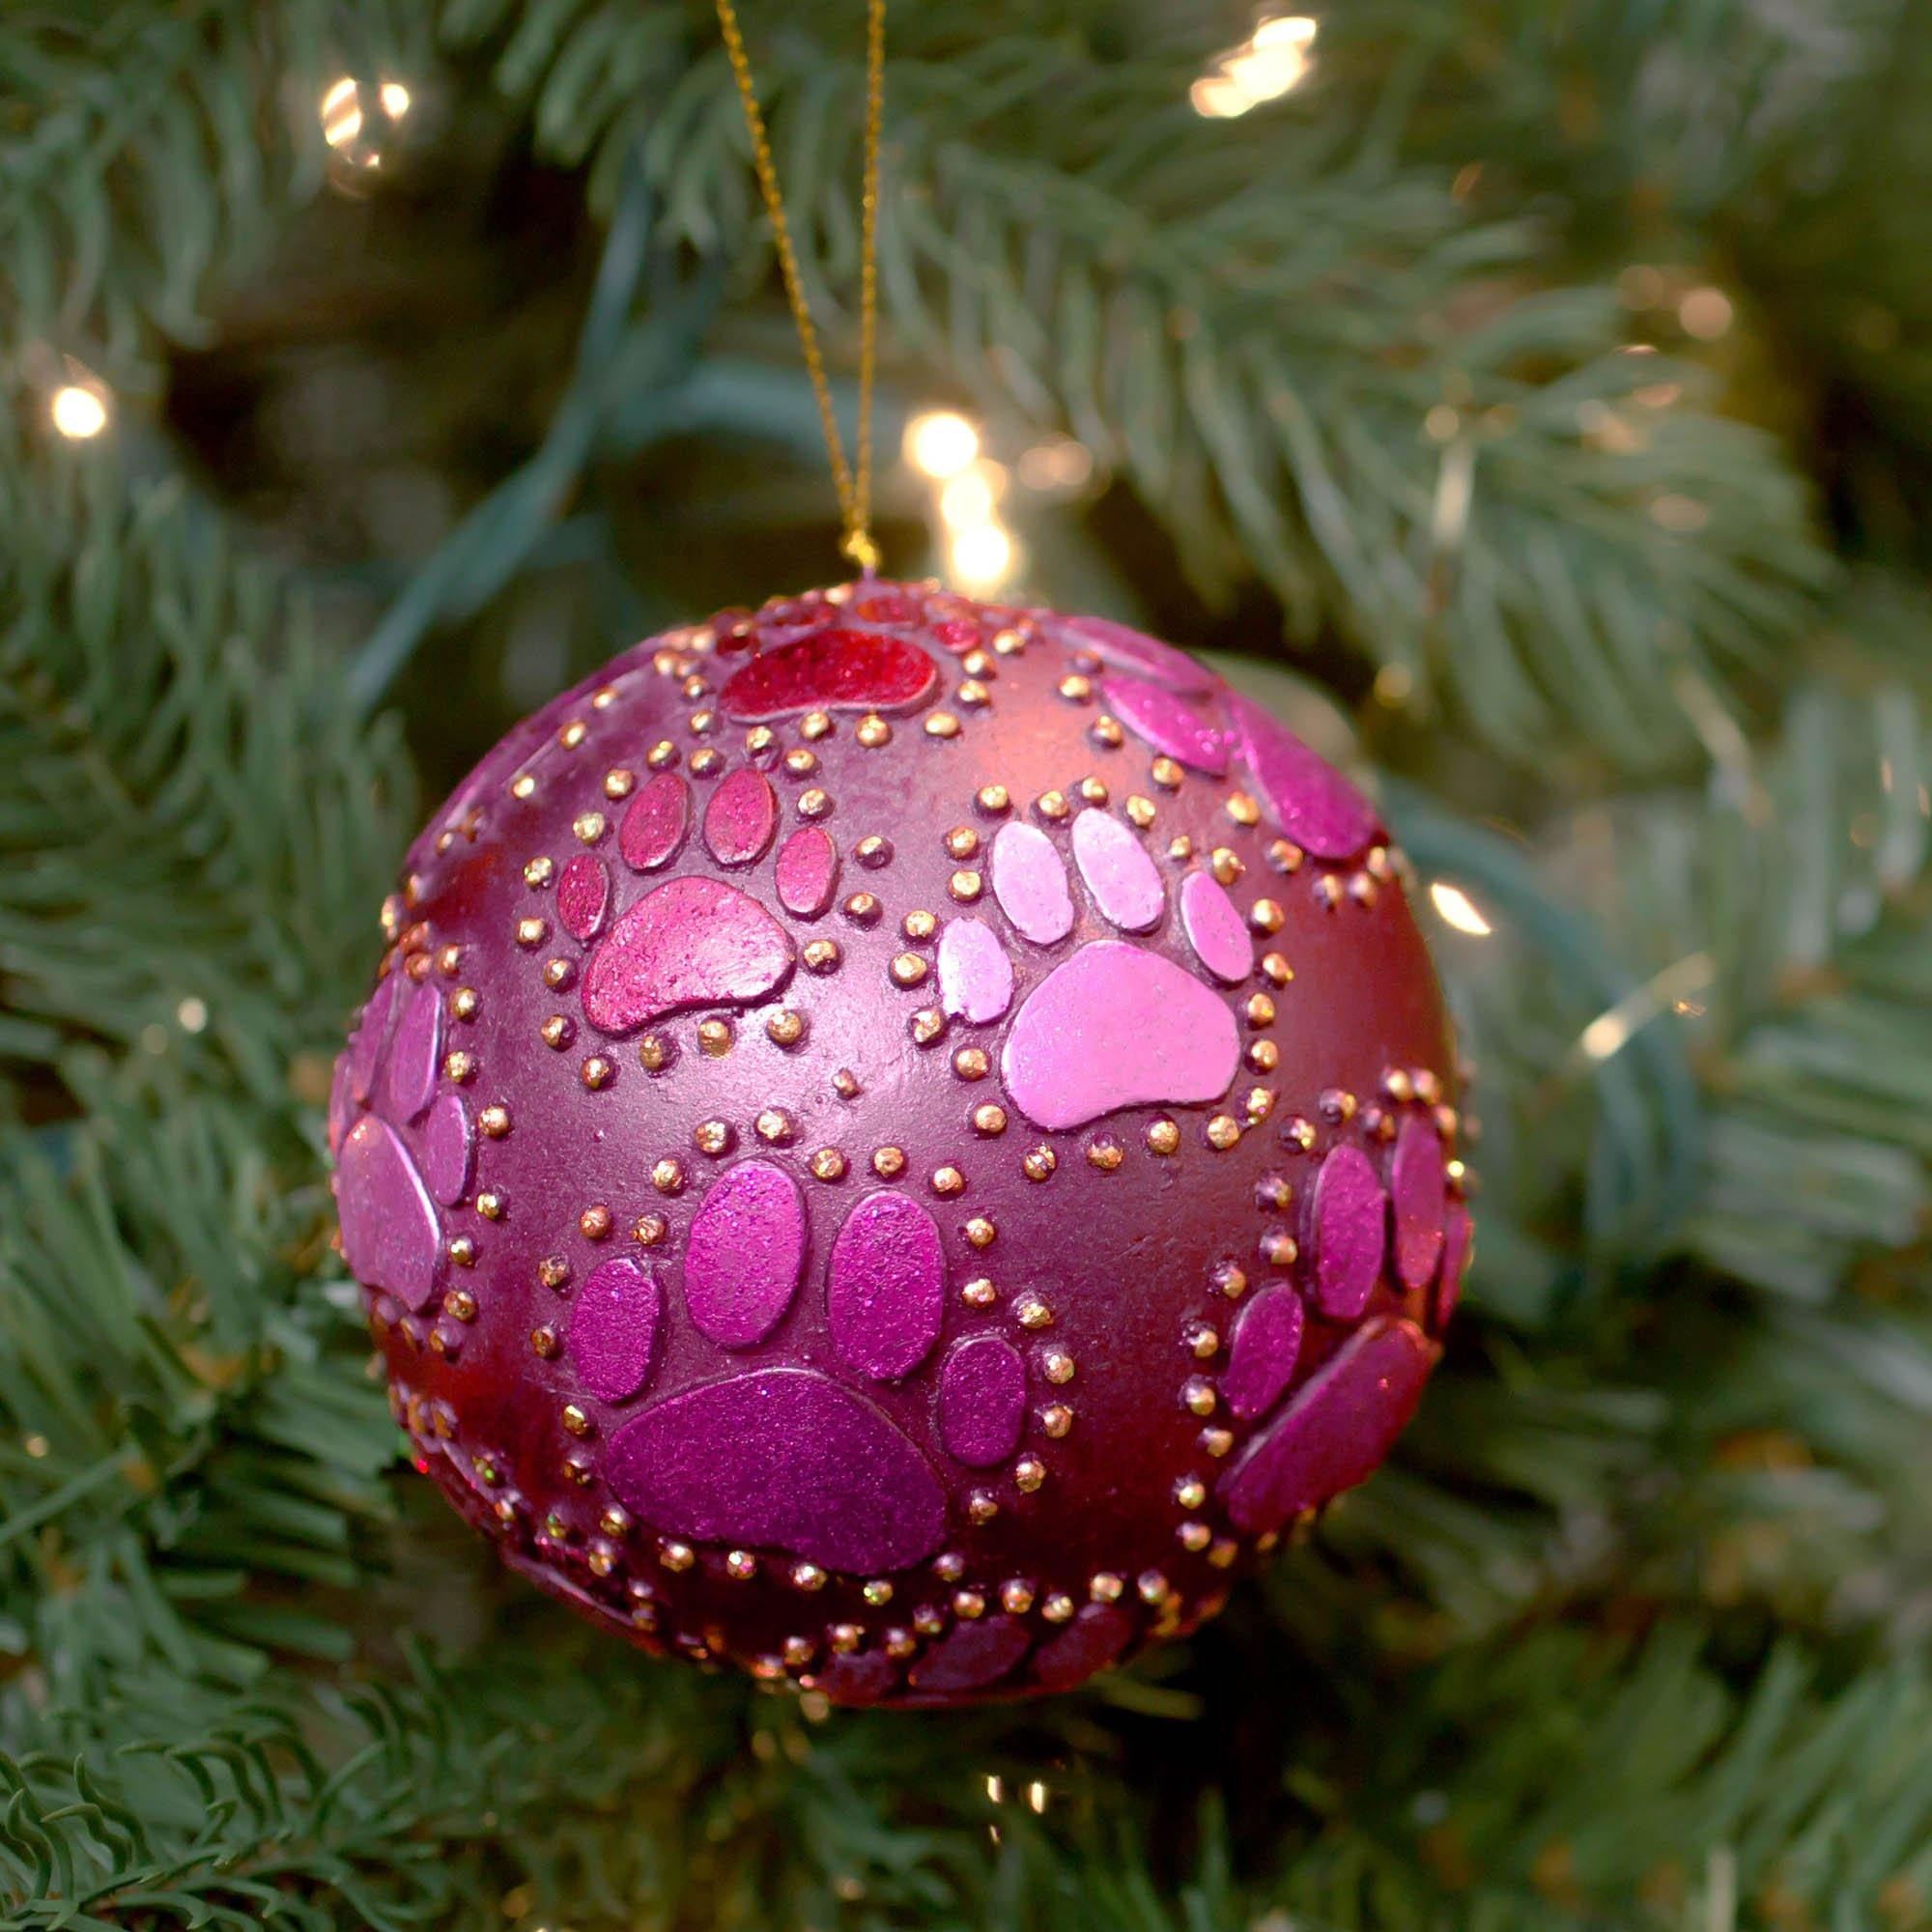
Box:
[923,711,962,739]
[1042,1350,1075,1384]
[646,739,679,769]
[1089,1572,1123,1604]
[965,1216,997,1248]
[688,706,715,732]
[863,1577,894,1606]
[632,1212,668,1246]
[1167,834,1195,861]
[992,626,1026,656]
[1041,1593,1075,1624]
[744,725,777,756]
[1001,1579,1036,1613]
[856,714,893,748]
[953,1046,990,1080]
[1123,794,1156,830]
[1210,847,1244,887]
[479,1105,511,1138]
[542,956,575,989]
[1263,1230,1298,1266]
[766,1009,805,1047]
[972,1103,1008,1136]
[690,748,723,777]
[538,1254,571,1291]
[1284,1115,1317,1151]
[1316,872,1345,909]
[1015,1294,1053,1329]
[1151,756,1183,789]
[1023,1146,1057,1181]
[1138,1569,1172,1605]
[1036,789,1069,820]
[652,1158,685,1194]
[1014,1456,1046,1492]
[476,1190,505,1221]
[890,952,929,987]
[1147,1119,1180,1155]
[1248,1038,1280,1072]
[1182,1376,1216,1415]
[790,1561,826,1593]
[910,1009,947,1045]
[524,855,555,888]
[515,917,548,948]
[1086,1138,1124,1172]
[531,1323,560,1359]
[1250,897,1285,934]
[1217,1264,1249,1299]
[694,1120,732,1155]
[604,767,635,800]
[573,810,607,845]
[966,1491,999,1524]
[947,868,982,902]
[803,939,841,973]
[443,1050,476,1083]
[1092,714,1125,749]
[962,1277,997,1308]
[451,986,481,1021]
[976,783,1010,814]
[1246,993,1277,1028]
[800,710,833,741]
[832,1067,862,1097]
[697,1019,733,1057]
[579,1204,613,1240]
[443,1287,478,1322]
[561,1402,592,1438]
[871,1146,907,1179]
[1058,674,1093,702]
[447,1236,477,1269]
[510,773,537,800]
[798,787,834,819]
[581,1055,614,1090]
[1040,1404,1073,1437]
[599,1505,630,1538]
[436,944,463,977]
[755,1108,794,1144]
[725,1549,757,1580]
[843,892,882,924]
[659,1541,695,1573]
[810,1148,849,1182]
[1245,1086,1275,1123]
[903,908,938,942]
[944,825,980,860]
[1176,1475,1208,1511]
[1206,1115,1241,1150]
[782,748,818,777]
[637,1032,671,1072]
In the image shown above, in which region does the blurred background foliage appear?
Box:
[4,1,1932,1926]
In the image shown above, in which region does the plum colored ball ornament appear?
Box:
[330,581,1470,1707]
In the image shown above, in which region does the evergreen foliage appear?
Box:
[3,3,1930,1925]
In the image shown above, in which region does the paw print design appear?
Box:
[334,582,1470,1703]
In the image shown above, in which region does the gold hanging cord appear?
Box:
[715,0,886,575]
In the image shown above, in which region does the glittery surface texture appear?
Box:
[333,582,1465,1708]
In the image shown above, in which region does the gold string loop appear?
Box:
[716,0,886,575]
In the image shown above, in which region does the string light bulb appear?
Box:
[50,384,109,440]
[904,411,980,480]
[1429,882,1493,937]
[1192,14,1318,117]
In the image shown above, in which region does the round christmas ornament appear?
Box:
[330,582,1471,1705]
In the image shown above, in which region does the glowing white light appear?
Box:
[322,76,362,149]
[1190,73,1250,118]
[1429,882,1492,937]
[950,521,1015,590]
[939,465,1002,530]
[50,385,108,440]
[1254,14,1319,47]
[176,996,210,1034]
[1026,1780,1049,1815]
[904,411,980,480]
[324,76,411,152]
[1225,41,1309,102]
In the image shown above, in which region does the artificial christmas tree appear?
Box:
[4,3,1932,1925]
